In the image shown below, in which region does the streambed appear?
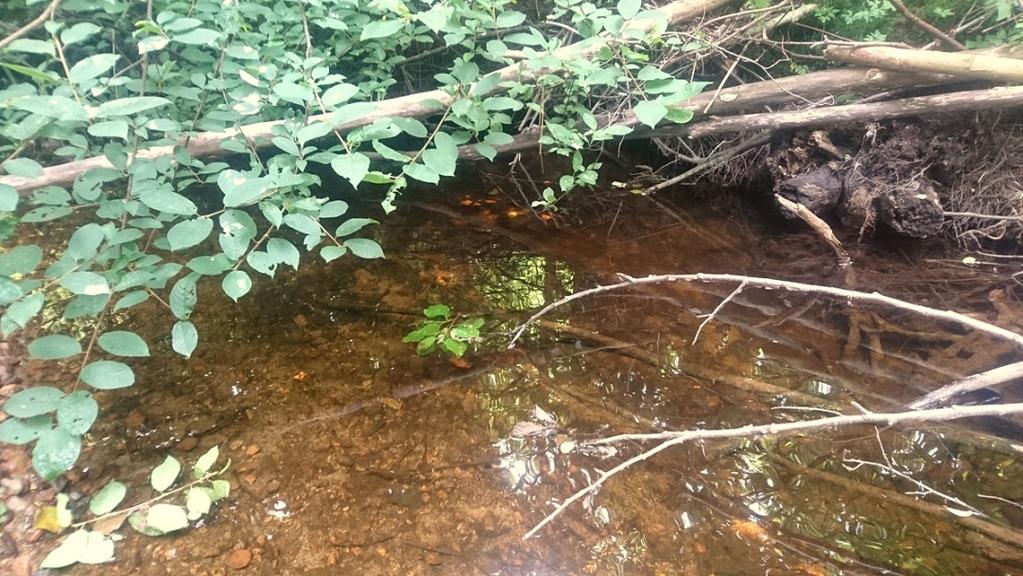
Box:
[4,187,1023,575]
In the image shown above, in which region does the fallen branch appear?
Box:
[825,44,1023,83]
[507,272,1023,350]
[0,0,736,194]
[775,194,852,268]
[910,360,1023,409]
[642,130,773,194]
[523,401,1023,539]
[653,85,1023,139]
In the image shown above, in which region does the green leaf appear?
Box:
[94,97,172,118]
[665,107,695,124]
[330,153,370,188]
[218,170,269,207]
[150,455,181,492]
[3,157,42,178]
[0,416,50,444]
[60,271,110,295]
[442,338,468,357]
[68,54,119,84]
[138,187,197,216]
[403,163,439,184]
[222,270,252,302]
[173,28,221,45]
[88,480,127,516]
[296,122,333,146]
[344,238,384,259]
[40,529,114,568]
[2,292,45,335]
[4,386,63,417]
[192,445,219,478]
[33,429,81,481]
[87,120,129,140]
[146,504,189,532]
[28,334,82,359]
[61,22,101,45]
[319,200,349,219]
[187,254,232,275]
[7,38,54,56]
[422,132,458,176]
[360,19,407,41]
[11,95,88,122]
[272,81,312,105]
[170,274,198,320]
[321,83,359,108]
[495,10,526,28]
[210,479,230,501]
[56,391,98,435]
[267,238,300,269]
[97,331,150,357]
[423,304,450,319]
[172,320,198,358]
[334,218,376,237]
[80,360,135,390]
[0,245,43,275]
[114,291,149,311]
[0,184,17,212]
[618,0,641,19]
[320,245,346,262]
[634,100,668,129]
[167,218,214,251]
[418,4,453,33]
[185,487,211,520]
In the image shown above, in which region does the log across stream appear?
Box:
[9,181,1023,575]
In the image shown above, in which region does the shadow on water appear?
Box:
[64,185,1023,575]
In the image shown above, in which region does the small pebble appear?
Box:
[226,548,252,570]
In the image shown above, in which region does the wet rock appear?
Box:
[245,445,261,457]
[226,548,252,569]
[177,436,199,451]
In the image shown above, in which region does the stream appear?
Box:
[6,184,1023,575]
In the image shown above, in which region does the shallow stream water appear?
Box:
[7,186,1023,575]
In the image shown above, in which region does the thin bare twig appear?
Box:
[910,361,1023,409]
[692,281,745,345]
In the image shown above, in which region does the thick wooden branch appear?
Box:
[0,0,736,194]
[653,84,1023,139]
[826,44,1023,83]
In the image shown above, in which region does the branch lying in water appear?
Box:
[910,360,1023,410]
[506,272,1023,350]
[523,401,1023,540]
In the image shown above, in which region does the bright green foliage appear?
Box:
[0,0,707,481]
[404,304,485,357]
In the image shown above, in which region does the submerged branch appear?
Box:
[524,401,1023,539]
[507,272,1023,350]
